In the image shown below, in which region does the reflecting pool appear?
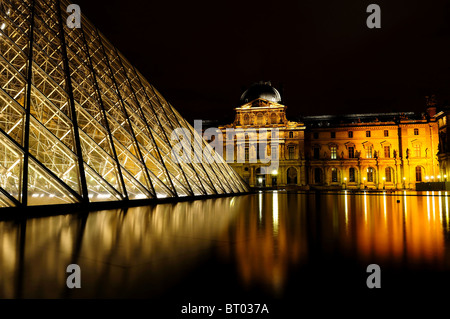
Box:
[1,191,450,310]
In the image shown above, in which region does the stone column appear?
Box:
[300,161,306,186]
[396,161,402,189]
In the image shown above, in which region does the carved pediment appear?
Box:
[362,141,373,149]
[344,142,355,149]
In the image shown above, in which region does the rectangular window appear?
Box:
[415,166,422,182]
[366,146,373,158]
[384,130,389,137]
[414,145,420,157]
[414,128,419,135]
[271,146,278,160]
[366,131,371,137]
[288,146,295,160]
[349,168,355,182]
[245,147,249,161]
[385,167,392,182]
[313,132,319,139]
[384,146,390,158]
[331,132,336,138]
[331,146,337,159]
[348,146,355,159]
[313,147,320,159]
[348,131,353,138]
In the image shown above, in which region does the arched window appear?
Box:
[415,166,422,182]
[289,131,293,138]
[385,167,393,182]
[270,113,277,124]
[331,168,338,183]
[367,167,374,182]
[349,167,356,182]
[243,114,249,125]
[287,167,297,184]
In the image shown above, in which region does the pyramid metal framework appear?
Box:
[0,0,248,208]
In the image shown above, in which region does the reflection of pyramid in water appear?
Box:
[0,0,248,207]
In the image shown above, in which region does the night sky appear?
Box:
[76,0,450,123]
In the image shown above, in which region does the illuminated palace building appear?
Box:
[218,81,441,190]
[0,0,247,209]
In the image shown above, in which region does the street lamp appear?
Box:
[403,176,406,189]
[445,175,448,182]
[363,177,366,189]
[382,176,386,189]
[344,177,347,189]
[271,170,278,188]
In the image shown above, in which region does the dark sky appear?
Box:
[76,0,450,123]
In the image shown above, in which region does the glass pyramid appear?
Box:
[0,0,248,208]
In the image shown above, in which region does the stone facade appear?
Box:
[218,82,440,190]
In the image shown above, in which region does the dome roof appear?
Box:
[240,81,281,104]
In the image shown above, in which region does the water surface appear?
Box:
[1,191,449,313]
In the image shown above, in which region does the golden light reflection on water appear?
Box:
[220,192,308,295]
[0,198,241,298]
[0,192,449,298]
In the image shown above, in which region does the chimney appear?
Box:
[425,94,437,118]
[426,106,436,118]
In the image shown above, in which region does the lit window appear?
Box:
[331,146,337,159]
[366,146,373,158]
[414,144,421,157]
